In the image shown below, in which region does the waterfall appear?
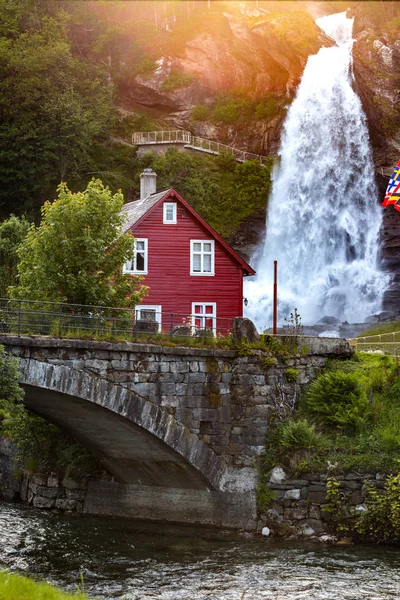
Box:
[244,11,389,332]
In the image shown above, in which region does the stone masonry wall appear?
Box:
[1,335,352,473]
[259,468,388,537]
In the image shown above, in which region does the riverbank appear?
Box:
[0,571,87,600]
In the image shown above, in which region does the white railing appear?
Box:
[132,130,191,145]
[132,130,269,165]
[348,330,400,356]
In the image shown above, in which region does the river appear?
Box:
[1,503,399,599]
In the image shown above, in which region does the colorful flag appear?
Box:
[382,159,400,207]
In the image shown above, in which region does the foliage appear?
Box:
[0,345,23,413]
[0,215,30,298]
[10,179,148,307]
[323,474,400,545]
[0,571,88,600]
[358,320,400,337]
[137,148,272,240]
[212,93,285,125]
[260,354,400,478]
[257,481,276,513]
[305,370,370,433]
[0,4,115,217]
[0,345,103,479]
[283,308,303,336]
[161,69,193,92]
[3,410,104,479]
[191,105,210,121]
[284,368,299,382]
[278,419,321,452]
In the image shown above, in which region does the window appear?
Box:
[192,303,216,335]
[163,202,177,224]
[190,240,214,276]
[123,238,148,274]
[135,305,162,326]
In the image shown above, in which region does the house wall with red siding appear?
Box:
[129,199,245,332]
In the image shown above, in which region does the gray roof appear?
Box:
[121,189,171,233]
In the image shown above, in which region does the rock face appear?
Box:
[116,2,400,309]
[350,5,400,311]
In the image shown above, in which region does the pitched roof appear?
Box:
[121,188,255,276]
[121,189,172,233]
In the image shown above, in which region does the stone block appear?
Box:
[284,489,301,500]
[55,498,79,512]
[189,361,199,372]
[33,495,55,509]
[66,489,86,501]
[309,504,321,520]
[36,486,59,499]
[63,477,80,490]
[308,491,326,504]
[187,372,207,383]
[31,474,47,486]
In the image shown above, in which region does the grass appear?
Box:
[358,320,400,337]
[261,353,400,477]
[0,571,88,600]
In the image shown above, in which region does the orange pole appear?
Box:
[273,260,278,335]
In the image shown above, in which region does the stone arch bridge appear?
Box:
[0,335,351,528]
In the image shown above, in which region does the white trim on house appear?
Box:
[191,302,217,335]
[123,238,148,275]
[190,240,215,276]
[135,305,162,327]
[163,202,177,224]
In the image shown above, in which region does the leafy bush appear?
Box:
[213,101,240,124]
[0,571,88,599]
[161,69,193,92]
[324,474,400,545]
[191,105,210,121]
[278,419,321,452]
[305,371,370,433]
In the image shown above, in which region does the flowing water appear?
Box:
[1,503,400,600]
[244,12,389,332]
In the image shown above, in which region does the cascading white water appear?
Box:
[245,11,389,331]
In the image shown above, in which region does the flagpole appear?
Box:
[273,260,278,335]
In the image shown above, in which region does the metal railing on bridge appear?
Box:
[0,298,233,342]
[348,331,400,356]
[132,130,270,165]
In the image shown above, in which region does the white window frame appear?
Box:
[190,240,215,276]
[123,238,148,275]
[135,305,162,328]
[191,302,217,335]
[163,202,177,224]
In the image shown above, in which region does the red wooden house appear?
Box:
[121,169,255,335]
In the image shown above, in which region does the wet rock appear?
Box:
[33,496,55,509]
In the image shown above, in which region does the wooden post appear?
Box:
[273,260,278,335]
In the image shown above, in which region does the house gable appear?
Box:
[122,189,255,276]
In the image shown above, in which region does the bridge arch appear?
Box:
[19,358,228,491]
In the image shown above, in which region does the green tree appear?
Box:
[0,215,30,297]
[0,8,115,216]
[10,179,148,307]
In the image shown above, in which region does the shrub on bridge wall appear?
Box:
[260,353,400,479]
